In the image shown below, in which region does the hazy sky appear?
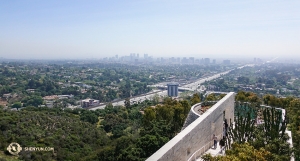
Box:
[0,0,299,59]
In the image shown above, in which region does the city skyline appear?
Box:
[0,0,299,59]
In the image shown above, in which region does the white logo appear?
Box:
[7,142,55,155]
[7,142,22,155]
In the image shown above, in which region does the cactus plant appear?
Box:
[226,102,256,149]
[262,107,287,142]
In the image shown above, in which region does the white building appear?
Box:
[81,99,100,108]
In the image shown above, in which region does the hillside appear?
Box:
[0,107,109,161]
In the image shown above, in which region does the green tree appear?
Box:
[124,98,131,109]
[136,134,168,158]
[96,146,115,161]
[23,95,43,107]
[102,113,125,134]
[115,136,135,156]
[206,93,217,101]
[180,100,191,116]
[287,99,300,160]
[152,94,159,104]
[142,107,156,127]
[172,105,184,133]
[191,93,201,106]
[235,91,247,102]
[155,105,174,123]
[236,91,261,106]
[12,102,22,109]
[80,110,98,124]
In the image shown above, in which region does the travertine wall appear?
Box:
[181,103,201,130]
[146,92,235,161]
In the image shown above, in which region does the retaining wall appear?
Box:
[146,92,235,161]
[181,103,201,130]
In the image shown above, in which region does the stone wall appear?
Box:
[182,101,219,130]
[146,92,235,161]
[181,103,201,130]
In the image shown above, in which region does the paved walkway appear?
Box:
[196,142,225,161]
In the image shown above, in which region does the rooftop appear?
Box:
[167,82,179,86]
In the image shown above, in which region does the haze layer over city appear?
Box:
[1,0,299,60]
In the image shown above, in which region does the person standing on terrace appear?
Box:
[212,134,218,149]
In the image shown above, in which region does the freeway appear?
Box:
[89,64,253,110]
[89,90,167,110]
[182,64,254,91]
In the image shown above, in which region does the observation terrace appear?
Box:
[146,92,235,161]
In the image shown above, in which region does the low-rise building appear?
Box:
[26,89,35,93]
[81,98,100,108]
[43,95,58,108]
[2,93,12,99]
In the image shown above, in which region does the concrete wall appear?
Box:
[146,92,235,161]
[182,101,219,130]
[181,103,201,130]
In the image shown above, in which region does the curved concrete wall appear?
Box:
[181,103,201,130]
[146,92,235,161]
[182,101,218,130]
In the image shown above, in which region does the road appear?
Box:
[89,90,168,110]
[89,64,252,110]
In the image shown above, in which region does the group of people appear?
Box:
[212,119,228,154]
[212,135,225,151]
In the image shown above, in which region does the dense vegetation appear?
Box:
[1,92,300,161]
[0,92,202,161]
[0,106,111,161]
[202,142,273,161]
[261,94,300,161]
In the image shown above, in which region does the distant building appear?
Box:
[204,58,210,64]
[2,93,12,100]
[57,94,74,99]
[43,95,58,108]
[26,89,35,93]
[75,82,92,89]
[182,57,188,64]
[189,57,195,64]
[43,95,58,101]
[223,60,230,65]
[167,82,179,97]
[81,98,100,108]
[43,95,73,108]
